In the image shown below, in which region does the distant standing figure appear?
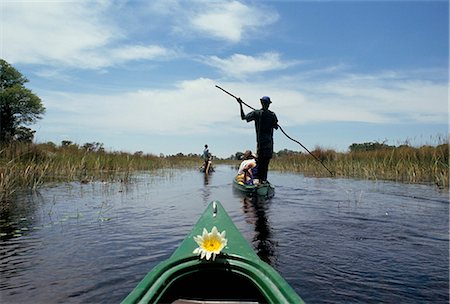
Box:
[202,145,209,161]
[237,96,278,183]
[202,144,212,172]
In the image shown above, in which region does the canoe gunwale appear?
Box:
[125,254,301,304]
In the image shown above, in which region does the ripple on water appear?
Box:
[0,166,448,303]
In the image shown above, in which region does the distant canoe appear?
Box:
[121,201,303,303]
[200,161,214,174]
[232,176,275,197]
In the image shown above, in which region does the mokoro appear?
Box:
[232,177,275,197]
[122,201,303,304]
[200,161,214,174]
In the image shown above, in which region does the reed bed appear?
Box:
[270,143,449,188]
[0,142,200,204]
[2,140,448,204]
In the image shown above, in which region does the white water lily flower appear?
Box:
[193,226,227,261]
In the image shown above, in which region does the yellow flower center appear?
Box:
[202,236,221,251]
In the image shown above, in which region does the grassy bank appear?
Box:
[0,142,201,203]
[1,141,448,204]
[270,143,449,188]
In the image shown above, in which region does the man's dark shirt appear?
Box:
[244,109,278,158]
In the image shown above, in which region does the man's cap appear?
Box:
[260,96,272,103]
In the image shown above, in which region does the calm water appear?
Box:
[0,165,448,303]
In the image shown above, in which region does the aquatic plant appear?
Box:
[1,138,448,205]
[270,141,449,188]
[193,226,228,261]
[0,142,202,204]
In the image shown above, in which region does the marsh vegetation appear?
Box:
[1,139,448,205]
[0,141,201,204]
[271,140,449,188]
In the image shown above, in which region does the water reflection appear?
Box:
[0,191,43,240]
[202,172,212,204]
[203,172,210,185]
[241,196,276,265]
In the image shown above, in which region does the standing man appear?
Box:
[237,96,278,183]
[202,144,211,171]
[202,144,210,161]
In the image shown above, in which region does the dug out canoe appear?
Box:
[232,177,275,197]
[121,201,303,304]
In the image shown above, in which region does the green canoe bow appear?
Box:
[232,177,275,197]
[122,201,303,304]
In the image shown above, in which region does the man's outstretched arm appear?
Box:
[237,98,246,120]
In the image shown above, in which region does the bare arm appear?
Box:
[237,98,246,120]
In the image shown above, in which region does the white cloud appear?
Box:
[37,70,447,145]
[2,1,173,69]
[205,52,300,78]
[2,0,278,70]
[109,45,170,61]
[39,78,237,136]
[271,71,448,125]
[161,0,278,43]
[188,1,277,42]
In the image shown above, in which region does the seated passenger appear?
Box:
[236,150,258,185]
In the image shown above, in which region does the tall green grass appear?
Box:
[0,142,201,204]
[2,140,448,205]
[270,143,449,188]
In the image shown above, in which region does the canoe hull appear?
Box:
[122,201,303,304]
[232,177,275,197]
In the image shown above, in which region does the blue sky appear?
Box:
[2,0,448,158]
